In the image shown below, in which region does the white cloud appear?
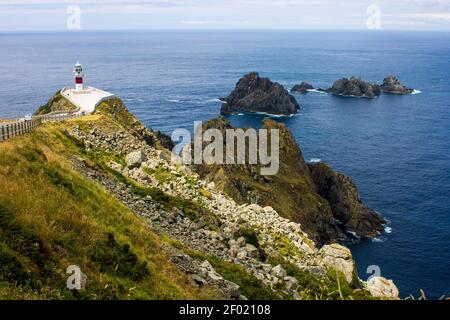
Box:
[0,0,449,30]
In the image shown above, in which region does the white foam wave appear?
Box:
[307,158,322,164]
[167,99,181,103]
[411,89,422,95]
[206,98,222,103]
[307,89,328,95]
[371,237,387,243]
[255,111,296,118]
[384,226,392,234]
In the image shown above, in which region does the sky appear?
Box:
[0,0,450,31]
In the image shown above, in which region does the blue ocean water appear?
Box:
[1,31,449,298]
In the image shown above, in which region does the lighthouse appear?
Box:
[73,62,84,91]
[61,62,115,114]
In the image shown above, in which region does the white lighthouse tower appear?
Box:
[73,62,84,91]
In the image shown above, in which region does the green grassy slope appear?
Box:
[0,123,219,300]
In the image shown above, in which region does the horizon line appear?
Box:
[1,28,450,34]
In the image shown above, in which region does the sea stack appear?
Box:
[327,77,381,98]
[380,76,415,94]
[291,82,314,94]
[220,72,299,116]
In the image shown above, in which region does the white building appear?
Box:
[60,62,115,114]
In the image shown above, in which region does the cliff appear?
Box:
[190,117,385,245]
[0,95,397,300]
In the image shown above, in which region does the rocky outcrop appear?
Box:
[380,76,414,94]
[318,244,357,285]
[308,163,385,239]
[190,117,384,245]
[220,72,299,115]
[35,91,78,115]
[366,276,400,299]
[291,82,314,94]
[327,77,381,98]
[96,97,174,151]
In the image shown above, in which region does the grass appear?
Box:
[0,124,220,300]
[143,166,174,184]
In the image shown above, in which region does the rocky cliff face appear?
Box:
[327,77,381,98]
[380,76,414,94]
[190,117,385,245]
[308,163,385,239]
[220,72,299,115]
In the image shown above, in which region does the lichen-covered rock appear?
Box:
[244,244,259,259]
[318,244,356,285]
[380,76,414,94]
[125,150,147,169]
[271,265,287,278]
[366,276,400,299]
[220,72,299,115]
[284,276,299,292]
[327,77,381,98]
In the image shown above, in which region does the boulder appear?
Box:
[366,276,400,300]
[327,77,381,98]
[220,72,299,115]
[291,82,314,94]
[380,76,414,94]
[318,244,356,285]
[284,276,299,292]
[244,244,259,259]
[125,150,147,169]
[271,264,287,279]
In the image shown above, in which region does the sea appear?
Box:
[1,30,449,298]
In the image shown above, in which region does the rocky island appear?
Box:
[327,77,381,98]
[380,76,415,94]
[220,72,299,116]
[291,82,314,94]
